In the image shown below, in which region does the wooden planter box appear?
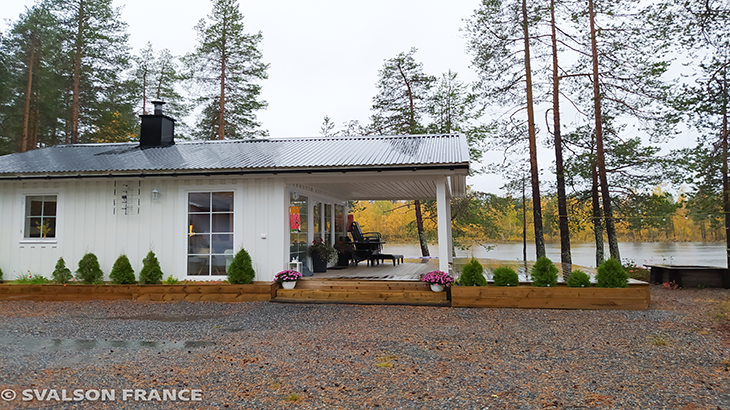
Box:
[451,283,650,310]
[0,282,276,302]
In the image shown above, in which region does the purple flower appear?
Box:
[274,270,303,283]
[420,270,455,287]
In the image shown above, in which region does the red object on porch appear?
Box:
[347,214,354,226]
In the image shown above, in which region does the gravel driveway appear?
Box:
[0,286,728,409]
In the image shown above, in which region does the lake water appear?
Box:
[385,242,728,268]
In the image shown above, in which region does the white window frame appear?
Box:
[19,190,62,245]
[184,189,236,278]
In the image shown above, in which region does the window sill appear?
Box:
[19,238,58,246]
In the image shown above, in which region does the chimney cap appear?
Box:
[151,100,166,115]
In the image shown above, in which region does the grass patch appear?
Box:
[14,274,51,285]
[376,355,396,368]
[713,300,730,322]
[284,393,302,402]
[649,335,668,346]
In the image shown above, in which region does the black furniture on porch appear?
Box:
[348,221,383,265]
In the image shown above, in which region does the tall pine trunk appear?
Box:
[70,0,84,145]
[522,0,545,258]
[414,199,430,257]
[589,0,620,261]
[550,0,571,277]
[592,160,605,266]
[218,48,226,140]
[722,69,729,271]
[21,31,36,152]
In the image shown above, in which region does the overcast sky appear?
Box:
[0,0,699,195]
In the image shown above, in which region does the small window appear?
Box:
[25,196,57,238]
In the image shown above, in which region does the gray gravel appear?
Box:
[0,286,728,409]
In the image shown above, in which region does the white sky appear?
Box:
[0,0,699,195]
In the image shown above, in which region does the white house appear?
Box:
[0,105,470,282]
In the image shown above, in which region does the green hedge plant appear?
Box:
[566,270,591,288]
[596,258,629,288]
[110,254,136,284]
[139,251,163,284]
[76,253,104,284]
[460,258,487,286]
[52,257,73,284]
[493,267,519,286]
[227,248,255,284]
[530,256,558,287]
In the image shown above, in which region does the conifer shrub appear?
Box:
[566,270,591,287]
[0,266,4,282]
[596,258,629,288]
[139,251,163,285]
[227,248,255,284]
[493,266,519,286]
[75,253,104,284]
[52,257,73,284]
[530,256,558,287]
[110,254,136,284]
[459,258,487,286]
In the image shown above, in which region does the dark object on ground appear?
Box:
[646,264,730,289]
[367,254,404,266]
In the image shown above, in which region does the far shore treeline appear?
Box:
[351,190,724,248]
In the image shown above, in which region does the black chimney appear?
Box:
[139,101,175,147]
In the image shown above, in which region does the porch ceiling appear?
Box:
[293,172,467,201]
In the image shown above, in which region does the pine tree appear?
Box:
[370,48,435,257]
[52,257,73,283]
[109,254,136,284]
[50,0,134,144]
[187,0,268,140]
[75,253,103,284]
[139,251,163,284]
[227,248,255,284]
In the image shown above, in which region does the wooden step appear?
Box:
[294,279,431,291]
[272,281,450,306]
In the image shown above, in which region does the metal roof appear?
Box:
[0,134,470,177]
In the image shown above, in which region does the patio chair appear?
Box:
[348,221,383,265]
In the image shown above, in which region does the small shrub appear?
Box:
[596,258,629,288]
[75,253,104,284]
[492,267,519,286]
[227,248,255,284]
[52,257,73,284]
[566,270,591,287]
[138,251,163,284]
[530,256,558,287]
[109,254,136,284]
[0,266,3,281]
[162,275,180,285]
[459,258,487,286]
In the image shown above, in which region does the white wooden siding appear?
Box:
[0,177,288,282]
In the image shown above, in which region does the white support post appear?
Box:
[445,192,453,269]
[436,177,450,272]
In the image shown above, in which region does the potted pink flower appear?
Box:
[274,269,303,289]
[420,270,455,292]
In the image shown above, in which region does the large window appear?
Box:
[187,192,233,276]
[24,196,57,238]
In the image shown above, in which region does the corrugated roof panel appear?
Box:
[0,134,469,176]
